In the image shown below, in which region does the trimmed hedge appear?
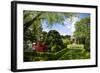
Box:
[67,44,84,49]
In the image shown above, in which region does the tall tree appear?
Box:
[74,17,90,51]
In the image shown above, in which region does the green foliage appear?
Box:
[62,38,71,48]
[81,51,90,59]
[23,11,75,32]
[74,17,90,38]
[58,49,86,60]
[24,51,36,61]
[55,48,68,59]
[45,30,64,52]
[74,17,90,50]
[23,11,90,61]
[40,31,48,42]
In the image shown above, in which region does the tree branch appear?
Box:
[24,12,43,33]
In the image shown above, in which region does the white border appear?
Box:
[17,4,96,69]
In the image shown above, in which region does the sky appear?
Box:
[42,13,90,36]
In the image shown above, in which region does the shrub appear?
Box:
[45,30,64,52]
